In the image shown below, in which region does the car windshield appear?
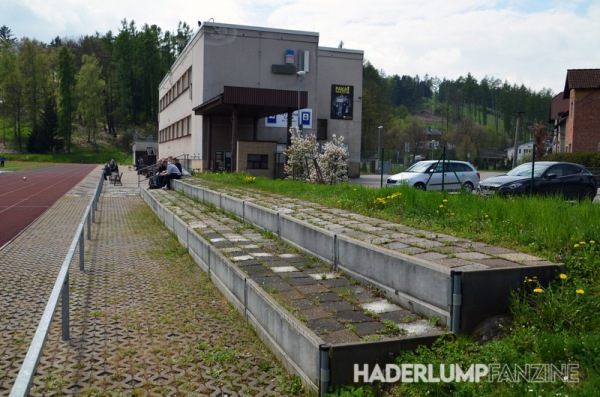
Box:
[405,162,435,173]
[506,163,552,177]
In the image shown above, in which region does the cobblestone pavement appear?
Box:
[1,169,302,396]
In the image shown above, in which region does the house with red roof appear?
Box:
[556,69,600,153]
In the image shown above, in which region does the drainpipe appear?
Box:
[319,344,331,396]
[451,271,462,333]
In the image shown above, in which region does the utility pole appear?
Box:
[512,111,524,168]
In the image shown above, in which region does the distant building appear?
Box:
[158,22,364,177]
[560,69,600,153]
[549,92,568,153]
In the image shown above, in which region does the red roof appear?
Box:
[563,69,600,98]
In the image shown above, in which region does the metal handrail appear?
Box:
[9,174,104,397]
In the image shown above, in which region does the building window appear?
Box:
[247,154,268,169]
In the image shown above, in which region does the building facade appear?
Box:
[562,69,600,153]
[158,22,364,177]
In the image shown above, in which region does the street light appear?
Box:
[377,126,383,161]
[378,126,383,188]
[297,71,306,133]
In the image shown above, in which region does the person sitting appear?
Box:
[103,159,119,180]
[155,158,167,185]
[158,159,181,190]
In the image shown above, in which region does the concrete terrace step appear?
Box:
[150,189,444,344]
[181,180,556,270]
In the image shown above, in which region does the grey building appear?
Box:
[158,21,363,177]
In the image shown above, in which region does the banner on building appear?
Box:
[330,85,353,120]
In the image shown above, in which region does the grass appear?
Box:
[192,171,600,397]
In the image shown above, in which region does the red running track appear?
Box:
[0,164,98,249]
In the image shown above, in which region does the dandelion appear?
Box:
[442,199,448,203]
[353,188,357,191]
[574,243,580,248]
[450,212,455,216]
[533,288,543,293]
[439,204,444,208]
[525,278,533,283]
[559,274,567,280]
[576,289,585,295]
[590,240,595,245]
[484,214,489,218]
[579,241,586,245]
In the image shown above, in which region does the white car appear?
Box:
[386,160,480,192]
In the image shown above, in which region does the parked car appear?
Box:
[386,160,480,192]
[479,161,598,200]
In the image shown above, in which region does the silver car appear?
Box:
[386,160,480,192]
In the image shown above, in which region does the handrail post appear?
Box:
[79,229,84,272]
[87,208,92,240]
[61,273,70,341]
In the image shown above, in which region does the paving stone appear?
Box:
[306,318,345,334]
[334,310,373,323]
[321,301,356,312]
[299,307,331,321]
[321,328,362,344]
[353,321,387,337]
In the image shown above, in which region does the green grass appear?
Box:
[193,171,600,397]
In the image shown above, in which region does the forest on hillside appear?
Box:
[0,22,553,163]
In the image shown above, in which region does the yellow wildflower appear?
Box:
[576,289,585,295]
[442,199,448,203]
[533,288,543,293]
[574,244,580,248]
[590,240,595,244]
[579,241,586,245]
[559,274,567,280]
[439,205,444,208]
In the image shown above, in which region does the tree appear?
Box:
[447,118,487,161]
[0,38,25,151]
[529,122,548,161]
[27,95,57,153]
[57,45,75,152]
[76,54,105,147]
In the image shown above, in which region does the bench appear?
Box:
[110,172,123,186]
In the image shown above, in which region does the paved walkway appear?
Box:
[0,168,301,396]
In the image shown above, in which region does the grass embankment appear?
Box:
[194,172,600,397]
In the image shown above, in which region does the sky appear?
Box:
[3,0,600,95]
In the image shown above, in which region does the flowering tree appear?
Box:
[284,127,348,184]
[316,134,348,185]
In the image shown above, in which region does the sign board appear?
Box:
[265,109,312,128]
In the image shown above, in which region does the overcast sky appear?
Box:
[3,0,600,94]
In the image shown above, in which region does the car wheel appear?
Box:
[580,186,597,201]
[414,182,426,190]
[462,181,474,193]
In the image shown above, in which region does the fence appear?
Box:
[9,175,104,397]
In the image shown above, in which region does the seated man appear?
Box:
[158,159,181,189]
[103,159,119,180]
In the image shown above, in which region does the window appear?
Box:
[247,154,268,169]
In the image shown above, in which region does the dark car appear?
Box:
[479,161,598,200]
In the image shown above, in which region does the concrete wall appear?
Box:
[170,179,562,333]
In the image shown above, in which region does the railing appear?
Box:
[9,175,104,397]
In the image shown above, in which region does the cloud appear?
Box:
[3,0,599,93]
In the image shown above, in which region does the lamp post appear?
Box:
[378,126,383,187]
[297,71,306,133]
[431,140,436,160]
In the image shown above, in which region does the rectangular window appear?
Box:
[247,154,269,169]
